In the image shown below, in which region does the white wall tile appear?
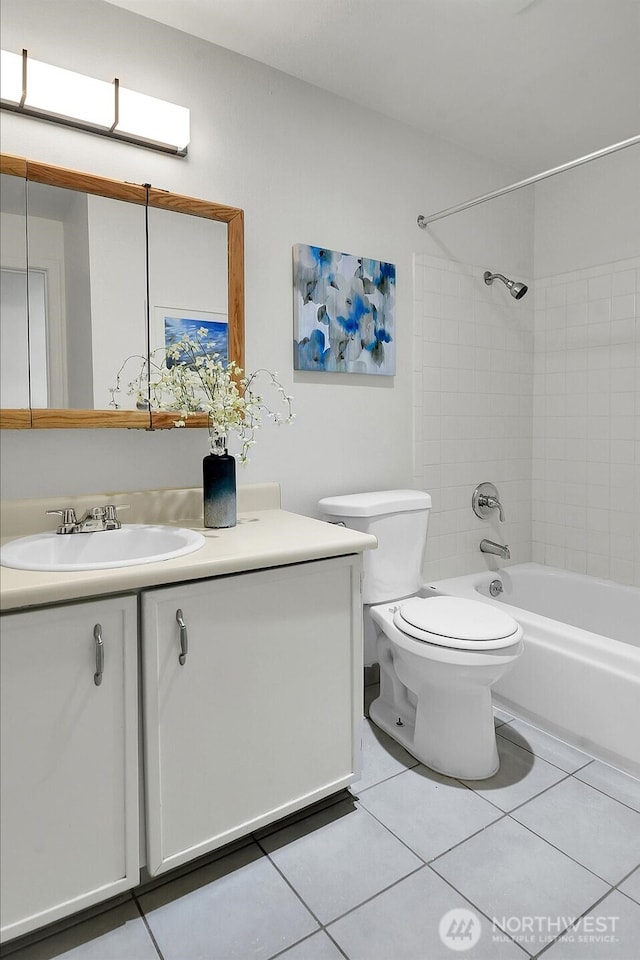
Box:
[532,256,640,586]
[414,250,638,587]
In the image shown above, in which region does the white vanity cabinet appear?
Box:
[141,555,363,876]
[0,596,139,942]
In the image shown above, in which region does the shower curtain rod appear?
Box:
[417,134,640,228]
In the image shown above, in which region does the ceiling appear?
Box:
[107,0,640,176]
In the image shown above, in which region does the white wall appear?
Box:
[0,0,522,516]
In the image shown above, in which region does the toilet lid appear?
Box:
[395,596,520,645]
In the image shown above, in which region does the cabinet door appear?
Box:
[0,596,139,942]
[142,556,363,876]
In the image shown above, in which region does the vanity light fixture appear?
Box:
[0,49,190,156]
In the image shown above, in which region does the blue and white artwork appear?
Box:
[163,314,228,365]
[293,244,396,375]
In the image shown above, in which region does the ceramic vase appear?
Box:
[203,433,236,528]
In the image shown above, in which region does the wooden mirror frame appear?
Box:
[0,153,244,430]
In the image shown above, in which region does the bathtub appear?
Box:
[427,563,640,778]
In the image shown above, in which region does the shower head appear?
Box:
[484,271,528,300]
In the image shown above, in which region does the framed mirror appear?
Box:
[0,154,244,430]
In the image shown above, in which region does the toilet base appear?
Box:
[369,694,499,780]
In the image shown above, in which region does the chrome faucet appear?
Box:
[472,482,506,522]
[46,504,128,534]
[479,493,505,522]
[480,539,511,560]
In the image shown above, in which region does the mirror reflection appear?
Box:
[0,154,244,429]
[0,173,29,409]
[26,181,147,410]
[147,206,228,380]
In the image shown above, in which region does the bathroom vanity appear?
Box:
[0,484,375,943]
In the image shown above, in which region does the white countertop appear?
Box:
[0,499,376,611]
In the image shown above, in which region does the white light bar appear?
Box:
[25,56,114,128]
[0,49,190,156]
[116,86,190,154]
[0,49,23,106]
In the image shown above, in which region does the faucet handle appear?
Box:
[483,495,505,523]
[472,482,505,522]
[46,507,78,534]
[46,507,78,524]
[103,504,129,529]
[103,504,129,518]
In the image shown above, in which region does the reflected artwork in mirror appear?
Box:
[0,153,244,430]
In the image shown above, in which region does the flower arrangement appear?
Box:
[110,329,294,463]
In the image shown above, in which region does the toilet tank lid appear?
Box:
[318,489,432,517]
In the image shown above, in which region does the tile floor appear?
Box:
[3,695,640,960]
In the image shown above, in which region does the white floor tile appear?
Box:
[350,718,419,794]
[2,902,158,960]
[619,867,640,905]
[543,890,640,960]
[328,866,526,960]
[138,843,317,960]
[260,798,422,924]
[497,719,593,773]
[461,734,567,811]
[512,776,640,884]
[358,764,502,861]
[575,760,640,812]
[432,818,609,953]
[277,931,346,960]
[9,689,639,960]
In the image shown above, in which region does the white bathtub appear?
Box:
[428,563,640,778]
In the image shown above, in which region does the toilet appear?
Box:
[318,489,523,779]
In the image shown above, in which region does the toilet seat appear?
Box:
[394,596,522,650]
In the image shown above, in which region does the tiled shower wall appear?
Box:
[532,257,640,587]
[413,254,640,587]
[412,254,534,581]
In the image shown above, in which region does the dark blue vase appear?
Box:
[203,444,236,528]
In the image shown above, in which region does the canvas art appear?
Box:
[153,307,228,364]
[293,244,396,375]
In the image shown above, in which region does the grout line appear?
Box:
[504,808,623,888]
[495,726,595,777]
[132,893,166,960]
[572,769,640,816]
[253,834,325,929]
[256,833,430,955]
[424,863,535,958]
[614,864,640,892]
[491,769,575,818]
[350,760,422,797]
[355,784,510,869]
[321,864,427,930]
[266,929,349,960]
[532,884,624,960]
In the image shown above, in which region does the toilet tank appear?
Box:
[318,490,432,604]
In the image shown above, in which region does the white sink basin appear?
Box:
[0,524,206,572]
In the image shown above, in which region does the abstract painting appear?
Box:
[293,244,396,375]
[153,307,228,364]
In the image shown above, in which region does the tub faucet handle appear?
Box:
[472,482,506,522]
[482,495,505,522]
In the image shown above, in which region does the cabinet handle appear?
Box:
[176,609,188,665]
[93,624,104,686]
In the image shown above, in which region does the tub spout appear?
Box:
[480,539,510,560]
